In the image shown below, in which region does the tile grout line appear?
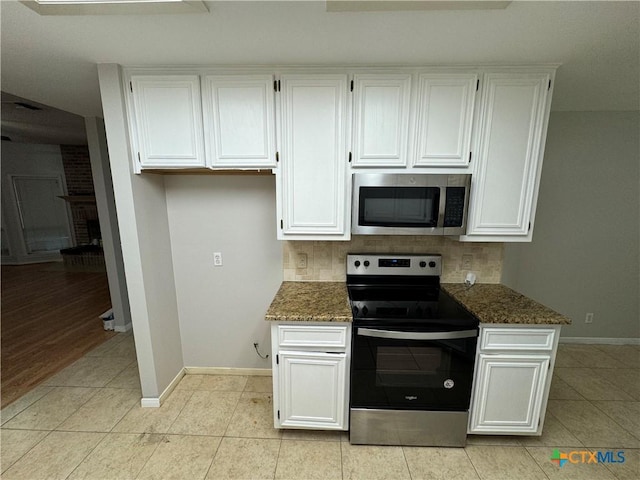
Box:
[130,432,166,480]
[588,398,640,443]
[521,444,554,480]
[461,445,483,480]
[62,431,109,480]
[1,386,55,424]
[273,435,284,480]
[219,386,245,438]
[400,445,413,480]
[0,428,53,475]
[200,434,224,480]
[340,435,344,480]
[163,388,196,436]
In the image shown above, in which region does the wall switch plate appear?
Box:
[462,254,473,270]
[297,253,308,269]
[213,252,223,267]
[585,312,594,324]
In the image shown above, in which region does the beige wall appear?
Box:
[284,237,504,284]
[503,111,640,340]
[165,175,283,369]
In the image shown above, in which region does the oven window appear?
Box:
[359,187,440,227]
[376,346,448,388]
[351,331,477,411]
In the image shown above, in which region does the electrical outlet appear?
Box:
[297,253,308,269]
[213,252,223,267]
[585,313,594,324]
[462,254,473,270]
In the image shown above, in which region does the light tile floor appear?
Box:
[2,338,639,479]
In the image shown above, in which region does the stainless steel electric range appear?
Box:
[347,254,479,447]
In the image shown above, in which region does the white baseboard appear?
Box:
[140,397,161,408]
[138,367,271,408]
[184,367,272,376]
[114,323,132,333]
[559,337,640,345]
[140,367,186,408]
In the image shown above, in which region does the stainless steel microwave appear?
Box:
[352,173,472,235]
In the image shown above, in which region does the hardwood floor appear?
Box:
[1,263,116,408]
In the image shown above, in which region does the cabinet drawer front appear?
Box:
[480,327,556,351]
[277,325,349,350]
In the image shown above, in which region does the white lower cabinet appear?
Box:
[277,351,347,429]
[271,323,351,430]
[469,354,549,434]
[469,325,560,435]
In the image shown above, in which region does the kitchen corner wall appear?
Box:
[503,111,640,340]
[284,237,503,283]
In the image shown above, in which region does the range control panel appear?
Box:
[347,254,442,276]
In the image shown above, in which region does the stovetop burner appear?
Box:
[346,253,478,328]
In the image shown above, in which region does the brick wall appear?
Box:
[60,145,98,245]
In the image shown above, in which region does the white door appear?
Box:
[130,75,205,169]
[465,72,551,239]
[413,73,478,167]
[278,350,347,430]
[469,353,550,434]
[278,75,349,239]
[202,75,276,168]
[351,74,411,167]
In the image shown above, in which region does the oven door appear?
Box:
[350,325,478,411]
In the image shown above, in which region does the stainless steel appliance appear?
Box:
[347,254,478,447]
[352,173,471,236]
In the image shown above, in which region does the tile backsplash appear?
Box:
[283,237,503,283]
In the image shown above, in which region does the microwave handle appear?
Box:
[357,328,477,341]
[436,186,446,229]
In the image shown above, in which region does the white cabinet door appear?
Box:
[351,74,411,167]
[469,353,550,434]
[413,73,478,167]
[129,75,205,169]
[202,75,276,168]
[277,351,348,430]
[278,75,349,239]
[465,72,552,240]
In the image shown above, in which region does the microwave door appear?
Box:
[354,186,442,235]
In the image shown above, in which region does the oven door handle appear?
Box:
[357,328,477,341]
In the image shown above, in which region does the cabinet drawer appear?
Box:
[480,327,556,352]
[277,325,349,350]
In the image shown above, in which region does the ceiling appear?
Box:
[1,92,87,144]
[1,1,638,129]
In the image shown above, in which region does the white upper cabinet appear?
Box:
[351,74,411,167]
[129,75,205,169]
[413,73,478,167]
[277,74,350,240]
[464,71,553,241]
[202,75,276,168]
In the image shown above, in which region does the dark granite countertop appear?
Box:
[442,283,571,325]
[265,281,352,322]
[265,281,570,325]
